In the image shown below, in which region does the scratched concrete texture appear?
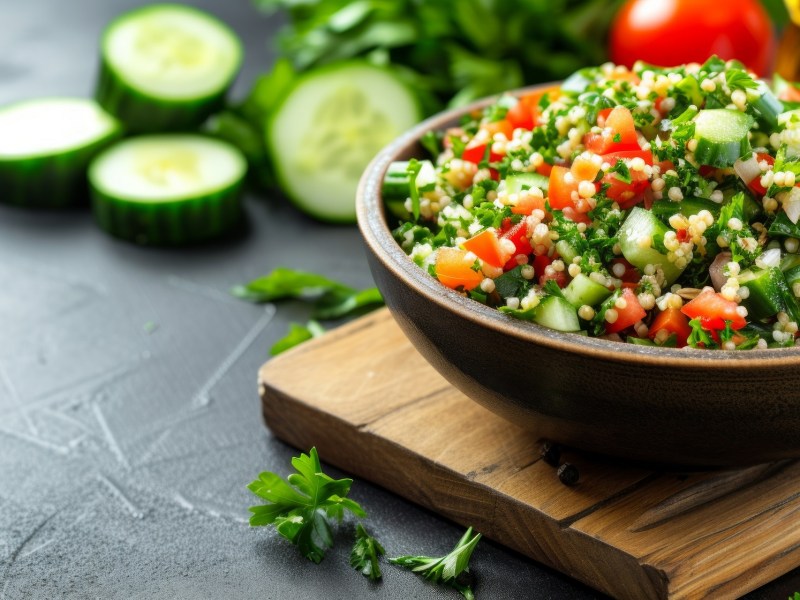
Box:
[0,1,798,599]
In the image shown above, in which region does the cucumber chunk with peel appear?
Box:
[96,4,242,132]
[692,109,753,168]
[619,206,686,285]
[89,134,246,245]
[269,61,422,223]
[0,98,121,207]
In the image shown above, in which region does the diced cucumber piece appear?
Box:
[781,253,800,274]
[555,239,578,265]
[268,61,422,223]
[533,295,581,332]
[750,81,783,133]
[738,267,786,320]
[650,197,720,219]
[506,172,549,195]
[562,273,613,308]
[96,4,242,132]
[0,98,122,207]
[738,267,800,320]
[89,134,246,245]
[692,109,753,167]
[769,212,800,239]
[618,207,686,285]
[382,160,435,220]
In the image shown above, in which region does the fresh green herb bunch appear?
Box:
[253,0,624,109]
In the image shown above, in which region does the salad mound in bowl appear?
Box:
[357,57,800,466]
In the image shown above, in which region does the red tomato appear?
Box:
[462,229,509,268]
[584,106,640,154]
[649,308,692,347]
[435,248,483,291]
[602,167,650,210]
[605,288,646,334]
[500,221,533,271]
[609,0,775,77]
[548,165,578,210]
[681,289,746,330]
[748,153,774,196]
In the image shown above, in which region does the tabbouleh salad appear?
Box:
[383,57,800,350]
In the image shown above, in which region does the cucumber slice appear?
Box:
[692,109,753,167]
[618,206,686,285]
[533,295,581,332]
[89,134,246,245]
[268,61,422,223]
[554,239,578,265]
[0,98,121,207]
[506,172,549,195]
[750,81,783,133]
[96,4,242,132]
[562,273,613,308]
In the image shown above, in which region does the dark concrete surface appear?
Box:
[0,1,797,599]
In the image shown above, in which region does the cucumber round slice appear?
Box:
[0,98,121,207]
[268,61,422,223]
[96,4,242,133]
[89,134,246,245]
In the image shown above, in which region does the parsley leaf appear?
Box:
[270,320,325,355]
[232,267,353,302]
[406,159,423,221]
[390,527,482,600]
[607,159,631,184]
[350,523,385,581]
[725,68,759,92]
[247,447,366,563]
[687,318,716,349]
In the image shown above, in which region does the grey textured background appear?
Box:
[0,1,798,598]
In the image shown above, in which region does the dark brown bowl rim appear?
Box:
[357,84,800,369]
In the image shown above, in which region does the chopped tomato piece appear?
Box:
[601,149,653,165]
[649,308,692,347]
[548,165,578,210]
[778,84,800,103]
[506,86,560,130]
[462,229,509,268]
[584,106,640,154]
[511,193,546,215]
[570,155,601,182]
[609,258,640,284]
[500,221,533,271]
[596,108,613,128]
[681,288,746,330]
[602,166,650,210]
[435,247,483,291]
[461,140,503,166]
[535,161,553,176]
[748,152,774,196]
[481,119,514,141]
[605,287,646,334]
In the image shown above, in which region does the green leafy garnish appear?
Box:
[687,318,716,349]
[350,523,385,581]
[607,159,631,184]
[270,320,325,355]
[247,447,366,563]
[389,527,482,600]
[233,268,385,352]
[232,267,353,302]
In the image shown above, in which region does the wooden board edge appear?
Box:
[259,373,671,600]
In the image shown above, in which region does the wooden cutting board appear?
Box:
[259,308,800,600]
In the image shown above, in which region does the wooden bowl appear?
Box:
[356,87,800,467]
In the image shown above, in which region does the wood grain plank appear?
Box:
[259,308,800,600]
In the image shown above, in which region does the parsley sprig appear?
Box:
[233,267,384,354]
[248,447,366,563]
[390,527,482,600]
[350,524,386,581]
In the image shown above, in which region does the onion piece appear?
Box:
[709,251,732,291]
[756,247,782,269]
[734,155,761,185]
[781,186,800,224]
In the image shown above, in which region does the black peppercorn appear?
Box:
[557,463,579,486]
[540,441,561,467]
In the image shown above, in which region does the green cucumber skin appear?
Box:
[268,60,423,224]
[91,180,243,245]
[0,128,122,208]
[96,59,231,133]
